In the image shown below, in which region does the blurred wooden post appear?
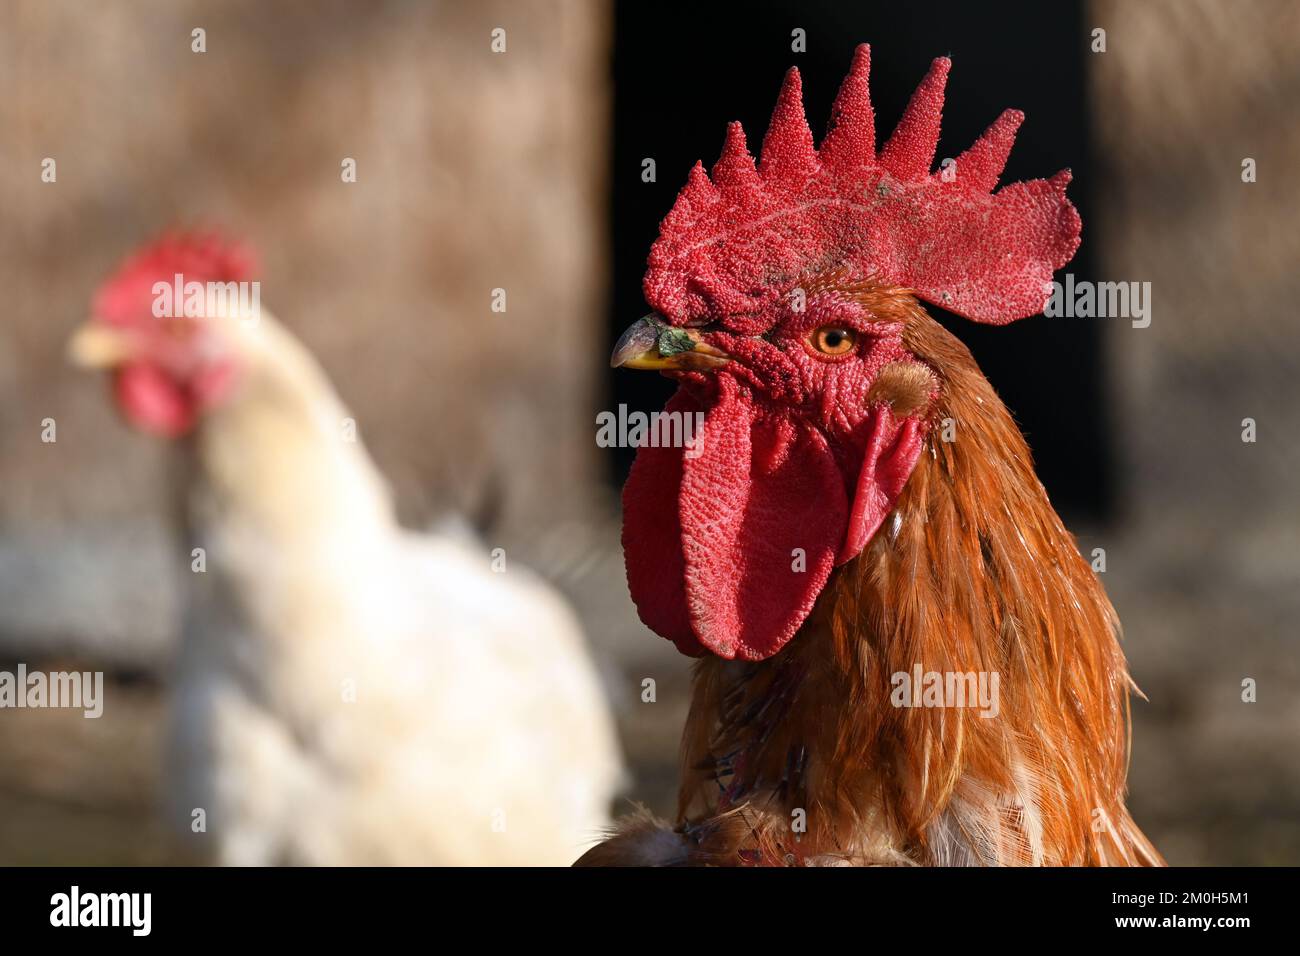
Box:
[1090,0,1300,864]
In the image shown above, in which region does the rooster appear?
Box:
[583,46,1161,866]
[68,235,623,865]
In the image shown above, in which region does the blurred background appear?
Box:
[0,0,1296,864]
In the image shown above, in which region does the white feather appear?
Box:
[167,312,623,865]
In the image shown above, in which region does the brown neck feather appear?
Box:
[677,304,1157,865]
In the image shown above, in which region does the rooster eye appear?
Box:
[810,326,856,356]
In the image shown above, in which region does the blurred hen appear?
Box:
[68,234,623,865]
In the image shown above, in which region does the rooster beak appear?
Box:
[67,322,133,368]
[610,314,730,371]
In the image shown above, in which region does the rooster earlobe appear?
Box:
[838,413,927,565]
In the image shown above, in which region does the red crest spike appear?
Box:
[819,43,875,172]
[878,56,950,182]
[682,161,717,205]
[712,122,761,191]
[758,67,818,181]
[953,108,1025,194]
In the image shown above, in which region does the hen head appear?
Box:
[614,45,1080,661]
[68,233,257,438]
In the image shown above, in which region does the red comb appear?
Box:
[644,45,1080,326]
[94,232,257,327]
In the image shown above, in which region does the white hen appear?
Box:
[70,236,623,865]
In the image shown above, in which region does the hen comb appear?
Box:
[94,232,257,327]
[644,45,1080,326]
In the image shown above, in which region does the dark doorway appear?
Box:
[607,0,1111,523]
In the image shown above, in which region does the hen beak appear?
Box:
[610,314,730,371]
[67,322,133,368]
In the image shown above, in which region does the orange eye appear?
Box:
[810,326,856,356]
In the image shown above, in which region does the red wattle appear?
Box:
[623,378,847,661]
[838,413,926,564]
[621,391,706,656]
[113,363,198,438]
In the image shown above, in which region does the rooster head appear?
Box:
[614,45,1081,661]
[68,233,258,438]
